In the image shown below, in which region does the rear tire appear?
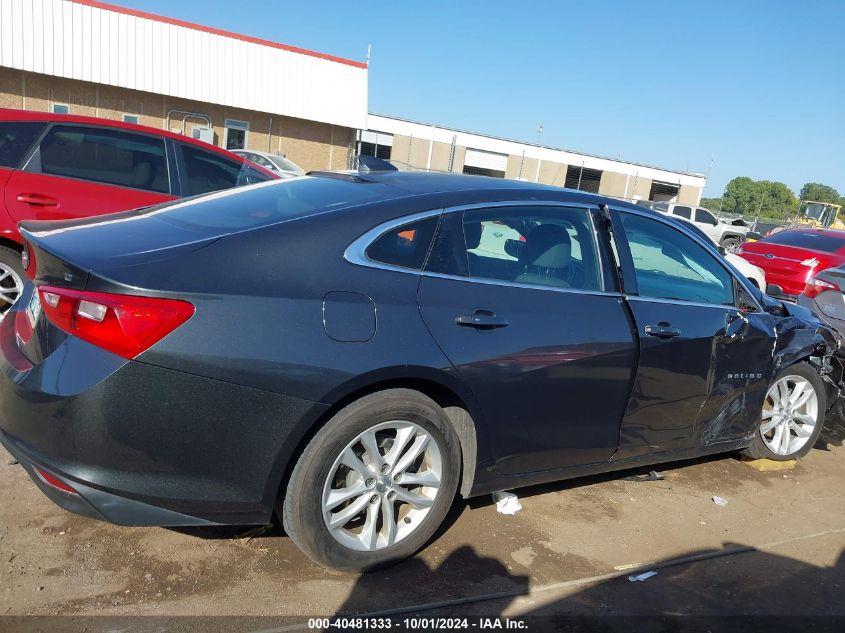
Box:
[744,362,826,461]
[281,389,461,572]
[0,245,24,316]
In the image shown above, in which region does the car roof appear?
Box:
[0,107,256,162]
[339,170,643,209]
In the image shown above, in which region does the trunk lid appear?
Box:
[739,242,834,295]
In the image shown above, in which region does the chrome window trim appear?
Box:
[625,295,739,312]
[610,205,765,313]
[344,200,610,297]
[343,208,445,273]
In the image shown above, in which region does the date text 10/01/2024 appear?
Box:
[307,617,528,629]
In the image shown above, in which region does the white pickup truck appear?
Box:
[654,202,750,253]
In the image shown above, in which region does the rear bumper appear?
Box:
[0,304,327,526]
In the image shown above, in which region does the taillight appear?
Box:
[803,277,840,299]
[37,286,194,359]
[35,468,78,495]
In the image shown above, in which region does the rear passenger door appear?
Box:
[4,124,175,227]
[417,203,637,475]
[0,121,47,237]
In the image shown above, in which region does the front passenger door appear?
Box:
[612,210,774,459]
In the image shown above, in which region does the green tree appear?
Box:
[799,182,841,204]
[720,176,798,219]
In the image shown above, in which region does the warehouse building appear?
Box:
[0,0,367,171]
[0,0,705,202]
[359,114,706,204]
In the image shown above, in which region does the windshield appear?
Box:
[271,155,304,173]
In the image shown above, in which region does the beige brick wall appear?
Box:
[537,161,567,187]
[505,154,538,181]
[678,184,701,206]
[0,68,351,172]
[391,134,432,171]
[598,171,628,198]
[0,67,23,109]
[429,140,456,172]
[629,175,653,201]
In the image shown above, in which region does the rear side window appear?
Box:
[180,144,270,196]
[33,125,169,193]
[366,217,439,270]
[461,206,603,291]
[0,122,45,168]
[673,205,692,219]
[762,231,845,254]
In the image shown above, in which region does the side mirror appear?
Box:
[766,284,783,297]
[717,246,727,256]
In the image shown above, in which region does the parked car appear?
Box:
[798,266,845,341]
[1,169,839,572]
[675,217,767,290]
[737,228,845,301]
[231,149,306,178]
[655,202,750,252]
[0,109,278,314]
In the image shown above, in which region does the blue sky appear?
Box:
[118,0,844,197]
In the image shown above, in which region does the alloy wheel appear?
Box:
[760,375,818,456]
[322,421,442,551]
[0,263,24,316]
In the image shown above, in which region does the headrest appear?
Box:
[520,224,572,269]
[464,222,483,249]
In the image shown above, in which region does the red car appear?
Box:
[0,108,277,313]
[737,228,845,299]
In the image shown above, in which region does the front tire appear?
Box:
[720,236,742,253]
[281,389,461,572]
[744,362,826,461]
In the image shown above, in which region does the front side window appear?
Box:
[366,216,439,270]
[0,122,46,168]
[621,213,734,305]
[673,205,692,219]
[461,206,602,291]
[179,144,270,196]
[695,208,717,225]
[34,125,169,193]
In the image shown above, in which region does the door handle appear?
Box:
[17,193,58,207]
[644,324,681,339]
[455,311,509,329]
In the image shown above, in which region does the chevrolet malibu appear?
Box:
[0,169,840,571]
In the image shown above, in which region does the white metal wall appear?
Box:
[0,0,368,129]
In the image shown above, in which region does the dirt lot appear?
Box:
[3,440,845,626]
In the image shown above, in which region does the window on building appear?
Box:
[564,166,602,193]
[358,141,392,160]
[366,216,439,270]
[358,130,393,161]
[123,114,140,125]
[51,104,70,115]
[649,180,680,202]
[34,125,169,193]
[224,119,249,151]
[0,122,46,168]
[462,165,505,178]
[620,213,734,305]
[179,143,269,196]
